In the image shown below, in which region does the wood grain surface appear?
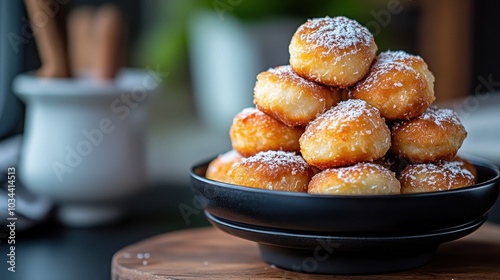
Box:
[112,223,500,279]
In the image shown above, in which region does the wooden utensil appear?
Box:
[67,6,96,75]
[68,4,125,80]
[24,0,71,78]
[94,4,124,81]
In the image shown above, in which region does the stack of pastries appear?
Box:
[206,16,476,195]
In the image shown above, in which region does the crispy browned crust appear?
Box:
[206,150,244,183]
[229,108,304,157]
[399,160,476,193]
[308,162,400,195]
[254,65,341,126]
[229,151,314,192]
[300,99,390,169]
[289,17,377,88]
[350,51,436,121]
[389,107,467,163]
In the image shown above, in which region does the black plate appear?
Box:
[190,159,499,234]
[206,212,486,274]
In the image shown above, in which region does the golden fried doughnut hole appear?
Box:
[399,160,476,194]
[300,99,391,169]
[308,162,400,195]
[229,150,314,192]
[453,156,478,181]
[289,16,377,88]
[254,65,342,126]
[350,51,436,120]
[390,106,467,163]
[230,108,304,157]
[206,150,244,183]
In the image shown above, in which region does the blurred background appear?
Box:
[1,0,500,279]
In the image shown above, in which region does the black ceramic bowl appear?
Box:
[189,157,500,274]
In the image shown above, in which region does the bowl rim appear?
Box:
[190,155,500,199]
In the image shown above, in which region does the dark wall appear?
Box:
[473,0,500,93]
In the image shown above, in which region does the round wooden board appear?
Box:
[112,223,500,279]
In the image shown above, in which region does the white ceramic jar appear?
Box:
[13,69,159,227]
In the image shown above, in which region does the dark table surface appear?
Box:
[1,182,499,280]
[0,183,210,280]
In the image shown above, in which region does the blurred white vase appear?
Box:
[188,11,302,133]
[188,11,259,133]
[13,69,158,227]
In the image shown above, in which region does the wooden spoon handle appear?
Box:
[24,0,71,78]
[94,4,124,81]
[67,6,96,75]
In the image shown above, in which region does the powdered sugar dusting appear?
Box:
[206,150,242,176]
[441,160,474,178]
[298,16,373,54]
[235,107,265,121]
[419,106,462,128]
[387,106,463,134]
[321,99,374,122]
[377,50,422,63]
[401,163,442,189]
[304,99,381,140]
[304,99,378,138]
[352,50,419,93]
[268,65,323,89]
[336,162,393,183]
[217,150,242,164]
[241,150,309,173]
[401,160,474,191]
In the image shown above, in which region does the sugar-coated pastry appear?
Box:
[206,150,244,183]
[254,65,342,126]
[229,150,314,192]
[350,51,435,121]
[230,108,304,157]
[308,162,400,195]
[300,99,390,169]
[289,16,377,88]
[390,106,467,163]
[399,160,476,194]
[453,156,478,180]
